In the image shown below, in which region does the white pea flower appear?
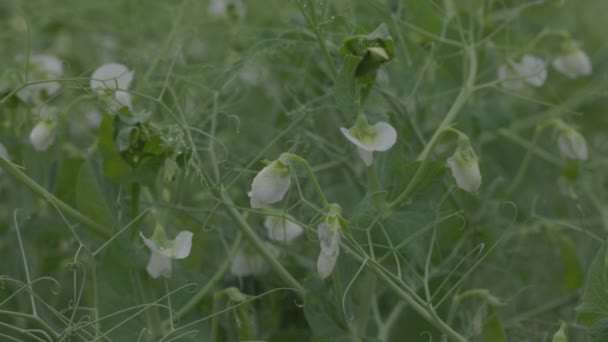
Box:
[498,55,547,90]
[29,120,57,152]
[208,0,246,19]
[553,41,592,79]
[340,115,397,166]
[90,63,134,111]
[447,135,482,192]
[17,54,64,103]
[264,215,304,244]
[558,128,587,160]
[140,226,193,279]
[317,204,342,279]
[230,243,280,277]
[248,156,292,208]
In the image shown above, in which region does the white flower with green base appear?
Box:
[553,41,592,79]
[140,225,193,279]
[317,203,343,279]
[264,215,304,244]
[552,321,568,342]
[447,134,482,192]
[340,115,397,166]
[29,120,57,152]
[90,63,135,111]
[498,54,547,90]
[557,126,587,160]
[248,156,292,208]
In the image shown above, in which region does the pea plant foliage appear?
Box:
[0,0,607,341]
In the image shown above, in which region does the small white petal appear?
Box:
[340,127,371,151]
[317,251,338,279]
[91,63,134,92]
[370,122,397,151]
[31,55,63,77]
[357,147,374,166]
[558,130,588,160]
[553,50,592,79]
[140,232,160,253]
[29,121,57,151]
[516,55,547,87]
[146,253,172,278]
[264,216,304,244]
[109,90,133,111]
[248,161,291,208]
[171,231,193,259]
[447,154,482,192]
[497,64,524,91]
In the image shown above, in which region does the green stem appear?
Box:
[295,0,338,78]
[209,91,221,183]
[163,232,242,327]
[505,126,542,196]
[386,45,477,211]
[219,190,305,295]
[281,153,329,208]
[0,155,109,239]
[130,182,140,220]
[417,45,477,162]
[341,243,467,341]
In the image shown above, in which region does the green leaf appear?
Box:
[76,160,115,229]
[303,278,352,341]
[482,306,507,342]
[554,233,583,290]
[589,317,608,341]
[54,157,85,205]
[577,241,608,326]
[98,113,134,183]
[334,54,363,115]
[389,160,446,199]
[340,23,395,103]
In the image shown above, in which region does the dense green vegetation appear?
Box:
[1,0,608,340]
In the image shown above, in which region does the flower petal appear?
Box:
[553,50,592,79]
[91,63,134,92]
[340,127,372,151]
[171,231,193,259]
[140,232,162,253]
[369,122,397,151]
[357,147,374,166]
[558,131,588,160]
[146,253,172,278]
[248,161,291,208]
[29,121,57,152]
[517,55,547,87]
[317,248,339,279]
[497,64,524,91]
[447,154,482,192]
[264,216,304,244]
[31,55,64,78]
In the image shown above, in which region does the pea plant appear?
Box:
[0,0,607,341]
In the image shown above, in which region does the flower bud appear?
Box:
[248,157,292,208]
[558,128,587,160]
[317,204,342,279]
[0,143,8,175]
[447,135,482,192]
[29,120,57,151]
[552,321,567,342]
[553,41,592,79]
